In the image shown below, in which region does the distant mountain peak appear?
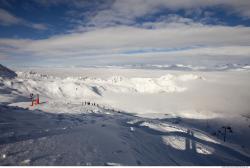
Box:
[0,64,17,79]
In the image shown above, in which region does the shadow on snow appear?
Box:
[0,105,250,166]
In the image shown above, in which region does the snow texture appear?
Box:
[0,65,250,166]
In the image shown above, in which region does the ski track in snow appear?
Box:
[0,66,250,165]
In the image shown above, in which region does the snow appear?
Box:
[0,66,250,165]
[162,136,186,151]
[89,74,201,93]
[140,122,187,133]
[130,127,135,132]
[0,64,17,79]
[1,71,204,103]
[2,154,6,159]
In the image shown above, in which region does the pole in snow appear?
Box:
[36,94,39,105]
[221,126,233,142]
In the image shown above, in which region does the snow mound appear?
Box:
[85,74,203,94]
[0,64,17,79]
[9,77,100,99]
[2,71,203,100]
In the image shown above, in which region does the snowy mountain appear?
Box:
[0,64,17,79]
[0,66,250,165]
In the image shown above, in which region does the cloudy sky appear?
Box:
[0,0,250,67]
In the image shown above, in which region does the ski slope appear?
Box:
[1,65,250,165]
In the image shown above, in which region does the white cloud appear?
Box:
[61,0,248,32]
[1,0,250,65]
[0,8,48,30]
[31,23,48,30]
[0,8,23,25]
[110,0,250,18]
[33,0,250,17]
[26,25,250,51]
[161,46,250,57]
[0,23,250,65]
[29,0,250,32]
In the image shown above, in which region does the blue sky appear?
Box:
[0,0,250,67]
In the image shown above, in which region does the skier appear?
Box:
[30,93,34,106]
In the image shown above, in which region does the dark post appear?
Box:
[223,126,226,142]
[221,126,232,142]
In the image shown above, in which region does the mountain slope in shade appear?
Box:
[0,64,17,79]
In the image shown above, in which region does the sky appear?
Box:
[0,0,250,67]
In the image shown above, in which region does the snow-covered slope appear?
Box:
[0,66,250,165]
[1,71,203,100]
[0,64,17,79]
[1,104,250,166]
[84,74,202,94]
